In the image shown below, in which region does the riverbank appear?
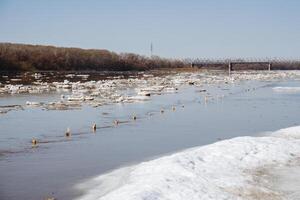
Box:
[76,126,300,200]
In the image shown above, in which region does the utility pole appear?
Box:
[150,42,153,57]
[228,62,232,75]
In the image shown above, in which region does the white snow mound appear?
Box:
[76,126,300,200]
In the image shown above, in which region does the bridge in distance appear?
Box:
[189,59,300,71]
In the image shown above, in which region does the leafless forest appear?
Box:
[0,43,185,71]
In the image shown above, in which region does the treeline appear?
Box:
[0,43,186,71]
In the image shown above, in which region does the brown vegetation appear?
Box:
[0,43,185,71]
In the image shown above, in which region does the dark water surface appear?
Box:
[1,79,300,200]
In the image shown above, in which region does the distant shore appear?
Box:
[2,43,300,73]
[0,43,186,72]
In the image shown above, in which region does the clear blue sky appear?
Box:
[0,0,299,59]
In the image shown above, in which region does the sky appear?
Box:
[0,0,300,59]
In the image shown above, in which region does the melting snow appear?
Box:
[76,126,300,200]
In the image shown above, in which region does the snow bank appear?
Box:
[75,126,300,200]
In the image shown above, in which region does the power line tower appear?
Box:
[150,42,153,57]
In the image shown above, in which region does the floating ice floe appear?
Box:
[0,88,7,93]
[163,87,178,93]
[273,87,300,93]
[128,95,150,101]
[65,74,76,78]
[115,94,150,103]
[90,91,101,97]
[136,86,164,96]
[44,101,80,110]
[67,95,85,101]
[10,78,22,82]
[2,70,300,112]
[84,96,94,101]
[26,101,43,106]
[77,74,90,79]
[137,91,151,96]
[34,73,43,79]
[76,125,300,200]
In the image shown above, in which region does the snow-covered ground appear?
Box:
[75,126,300,200]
